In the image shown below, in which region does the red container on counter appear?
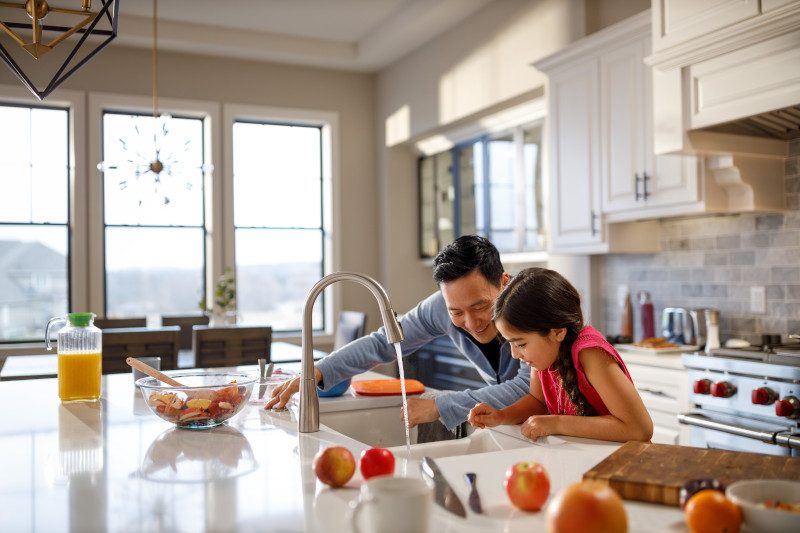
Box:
[638,290,655,340]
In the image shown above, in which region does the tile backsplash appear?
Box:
[599,139,800,345]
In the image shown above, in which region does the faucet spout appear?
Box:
[299,272,404,433]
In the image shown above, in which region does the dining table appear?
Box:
[0,341,328,381]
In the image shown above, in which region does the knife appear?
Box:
[257,359,267,399]
[464,472,482,514]
[420,456,467,518]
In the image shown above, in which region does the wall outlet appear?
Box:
[750,286,766,314]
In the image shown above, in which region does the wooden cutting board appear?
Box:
[351,379,425,396]
[583,441,800,506]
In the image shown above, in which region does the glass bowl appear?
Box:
[726,479,800,533]
[137,372,257,429]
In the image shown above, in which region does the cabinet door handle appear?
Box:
[637,386,675,400]
[642,172,650,200]
[634,173,643,201]
[590,210,599,236]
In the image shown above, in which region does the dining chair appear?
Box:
[333,310,367,350]
[192,325,272,368]
[94,317,147,329]
[101,326,180,373]
[161,314,210,350]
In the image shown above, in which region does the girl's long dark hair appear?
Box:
[493,267,595,416]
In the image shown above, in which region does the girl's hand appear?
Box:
[468,403,504,428]
[519,415,556,440]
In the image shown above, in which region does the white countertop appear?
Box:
[0,368,688,532]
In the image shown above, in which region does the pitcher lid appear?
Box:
[67,312,95,327]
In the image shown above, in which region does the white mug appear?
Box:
[349,476,432,533]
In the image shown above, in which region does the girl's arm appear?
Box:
[530,348,653,442]
[469,375,548,427]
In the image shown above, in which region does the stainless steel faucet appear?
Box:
[299,272,404,433]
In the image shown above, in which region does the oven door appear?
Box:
[678,411,796,456]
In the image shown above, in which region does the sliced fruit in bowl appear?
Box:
[726,479,800,533]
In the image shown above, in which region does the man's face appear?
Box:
[440,269,509,343]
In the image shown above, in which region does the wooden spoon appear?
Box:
[127,357,186,387]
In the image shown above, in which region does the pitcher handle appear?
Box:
[45,317,65,351]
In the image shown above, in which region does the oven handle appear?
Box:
[677,413,776,444]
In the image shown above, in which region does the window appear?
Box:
[232,121,326,332]
[0,103,69,342]
[100,111,206,317]
[418,122,545,257]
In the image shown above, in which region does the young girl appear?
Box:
[468,267,653,443]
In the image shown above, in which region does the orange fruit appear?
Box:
[684,489,741,533]
[546,481,628,533]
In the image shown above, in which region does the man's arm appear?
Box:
[434,365,532,430]
[316,291,449,389]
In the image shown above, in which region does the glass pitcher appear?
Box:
[46,313,102,402]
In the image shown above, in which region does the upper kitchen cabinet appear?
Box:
[536,12,662,254]
[599,32,700,218]
[651,0,760,54]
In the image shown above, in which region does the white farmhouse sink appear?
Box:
[387,428,530,459]
[319,406,419,448]
[320,405,530,459]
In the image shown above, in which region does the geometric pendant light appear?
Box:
[0,0,120,100]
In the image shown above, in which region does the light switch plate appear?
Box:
[750,286,766,314]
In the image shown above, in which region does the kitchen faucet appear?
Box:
[299,272,404,433]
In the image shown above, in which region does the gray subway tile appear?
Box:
[772,267,800,282]
[766,285,785,300]
[704,252,729,266]
[702,284,728,298]
[786,285,800,299]
[715,235,740,250]
[715,269,741,282]
[729,251,755,266]
[756,214,785,230]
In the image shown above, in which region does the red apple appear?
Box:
[504,461,550,511]
[359,447,395,479]
[313,446,356,488]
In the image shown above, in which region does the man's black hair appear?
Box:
[432,235,504,287]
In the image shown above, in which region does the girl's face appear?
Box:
[495,318,566,371]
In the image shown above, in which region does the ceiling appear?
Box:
[113,0,493,71]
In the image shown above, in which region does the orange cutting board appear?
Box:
[583,441,800,506]
[351,379,425,396]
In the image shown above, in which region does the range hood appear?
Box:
[702,105,800,141]
[645,3,800,213]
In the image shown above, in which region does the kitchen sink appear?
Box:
[387,428,530,459]
[319,406,419,448]
[320,405,530,459]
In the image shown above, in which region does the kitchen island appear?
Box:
[0,370,689,532]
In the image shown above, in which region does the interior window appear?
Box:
[418,121,545,257]
[232,121,325,332]
[0,104,70,342]
[100,111,206,318]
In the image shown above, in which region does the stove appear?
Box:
[680,344,800,456]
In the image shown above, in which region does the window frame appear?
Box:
[0,84,85,343]
[223,103,338,338]
[88,93,221,317]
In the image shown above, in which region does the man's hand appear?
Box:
[468,402,505,428]
[404,397,439,427]
[519,415,556,440]
[264,368,323,410]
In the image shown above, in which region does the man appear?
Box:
[265,235,531,431]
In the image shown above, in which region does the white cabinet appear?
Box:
[548,61,603,249]
[536,12,671,253]
[652,0,760,54]
[600,36,700,217]
[620,350,691,446]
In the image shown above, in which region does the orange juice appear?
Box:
[58,352,102,401]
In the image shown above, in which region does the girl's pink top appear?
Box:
[538,325,632,415]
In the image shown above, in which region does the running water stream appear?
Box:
[394,343,411,456]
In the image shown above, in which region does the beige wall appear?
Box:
[0,46,383,332]
[374,0,648,313]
